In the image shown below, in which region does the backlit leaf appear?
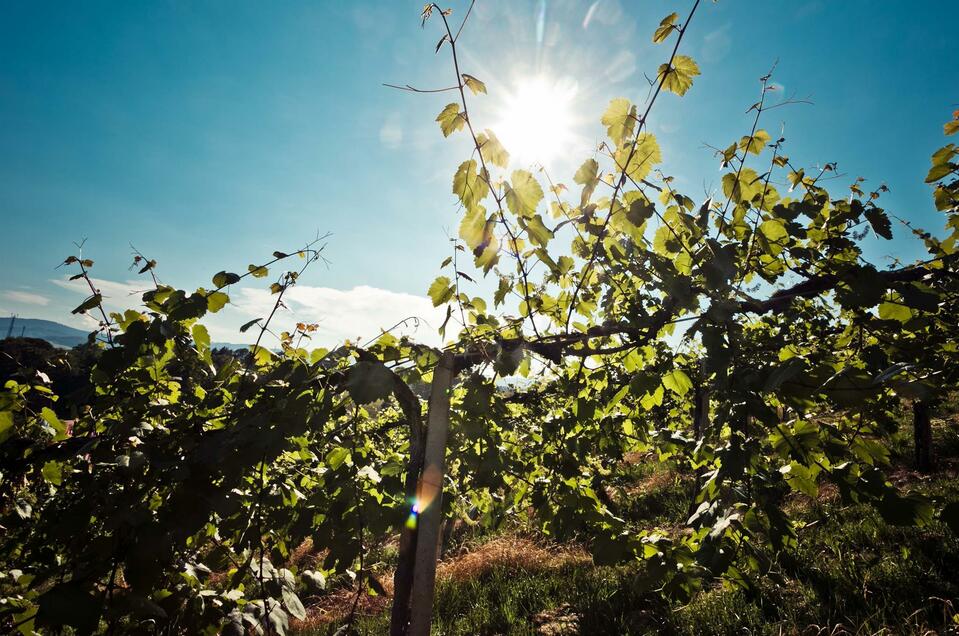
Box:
[658,55,700,96]
[436,102,465,137]
[505,170,544,218]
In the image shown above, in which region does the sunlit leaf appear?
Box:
[658,55,700,96]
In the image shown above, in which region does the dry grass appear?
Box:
[288,535,590,632]
[437,535,590,582]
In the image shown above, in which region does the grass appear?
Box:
[294,408,959,635]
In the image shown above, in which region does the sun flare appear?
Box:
[493,76,578,166]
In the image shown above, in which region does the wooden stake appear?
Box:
[407,351,456,636]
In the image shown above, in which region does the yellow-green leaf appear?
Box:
[41,407,66,441]
[453,159,489,209]
[0,411,13,443]
[878,301,912,323]
[505,170,544,218]
[601,98,635,146]
[41,460,62,486]
[478,129,509,168]
[428,276,454,307]
[459,205,488,251]
[740,129,771,155]
[658,55,700,96]
[248,264,269,278]
[462,74,486,95]
[652,12,678,43]
[522,214,553,248]
[759,219,788,243]
[436,102,465,137]
[662,369,693,397]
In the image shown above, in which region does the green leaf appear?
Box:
[878,301,912,323]
[248,264,269,278]
[326,446,350,470]
[619,132,662,181]
[239,318,262,333]
[574,158,599,186]
[453,159,489,208]
[494,276,511,307]
[627,198,655,226]
[601,98,634,146]
[925,162,955,183]
[71,293,102,315]
[213,271,241,288]
[41,407,66,441]
[740,129,771,155]
[759,219,788,243]
[658,55,699,96]
[207,291,230,313]
[505,170,544,218]
[462,74,486,95]
[662,369,692,397]
[41,460,62,486]
[522,214,553,247]
[0,411,13,444]
[877,494,933,527]
[428,276,454,307]
[780,461,818,497]
[345,361,394,405]
[652,12,679,43]
[459,204,488,250]
[477,129,509,168]
[191,322,209,348]
[864,206,892,239]
[436,102,465,137]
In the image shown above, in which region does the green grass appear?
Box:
[298,415,959,635]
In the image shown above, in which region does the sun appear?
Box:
[492,76,578,167]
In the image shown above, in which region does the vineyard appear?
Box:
[2,1,959,634]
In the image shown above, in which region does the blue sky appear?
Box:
[0,1,955,345]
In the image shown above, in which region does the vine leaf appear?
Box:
[436,103,465,137]
[601,98,635,146]
[864,207,893,239]
[459,205,488,251]
[0,411,13,444]
[462,74,487,95]
[505,170,544,218]
[658,55,700,96]
[662,369,693,397]
[652,12,679,43]
[453,159,489,208]
[345,361,394,405]
[740,129,771,155]
[477,129,509,168]
[213,271,241,288]
[71,293,102,315]
[428,276,454,306]
[239,318,262,333]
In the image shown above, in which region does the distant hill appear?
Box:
[0,317,92,348]
[0,316,249,350]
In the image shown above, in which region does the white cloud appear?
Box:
[2,290,51,306]
[227,284,446,347]
[50,276,150,311]
[380,113,404,149]
[702,26,731,64]
[47,275,448,349]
